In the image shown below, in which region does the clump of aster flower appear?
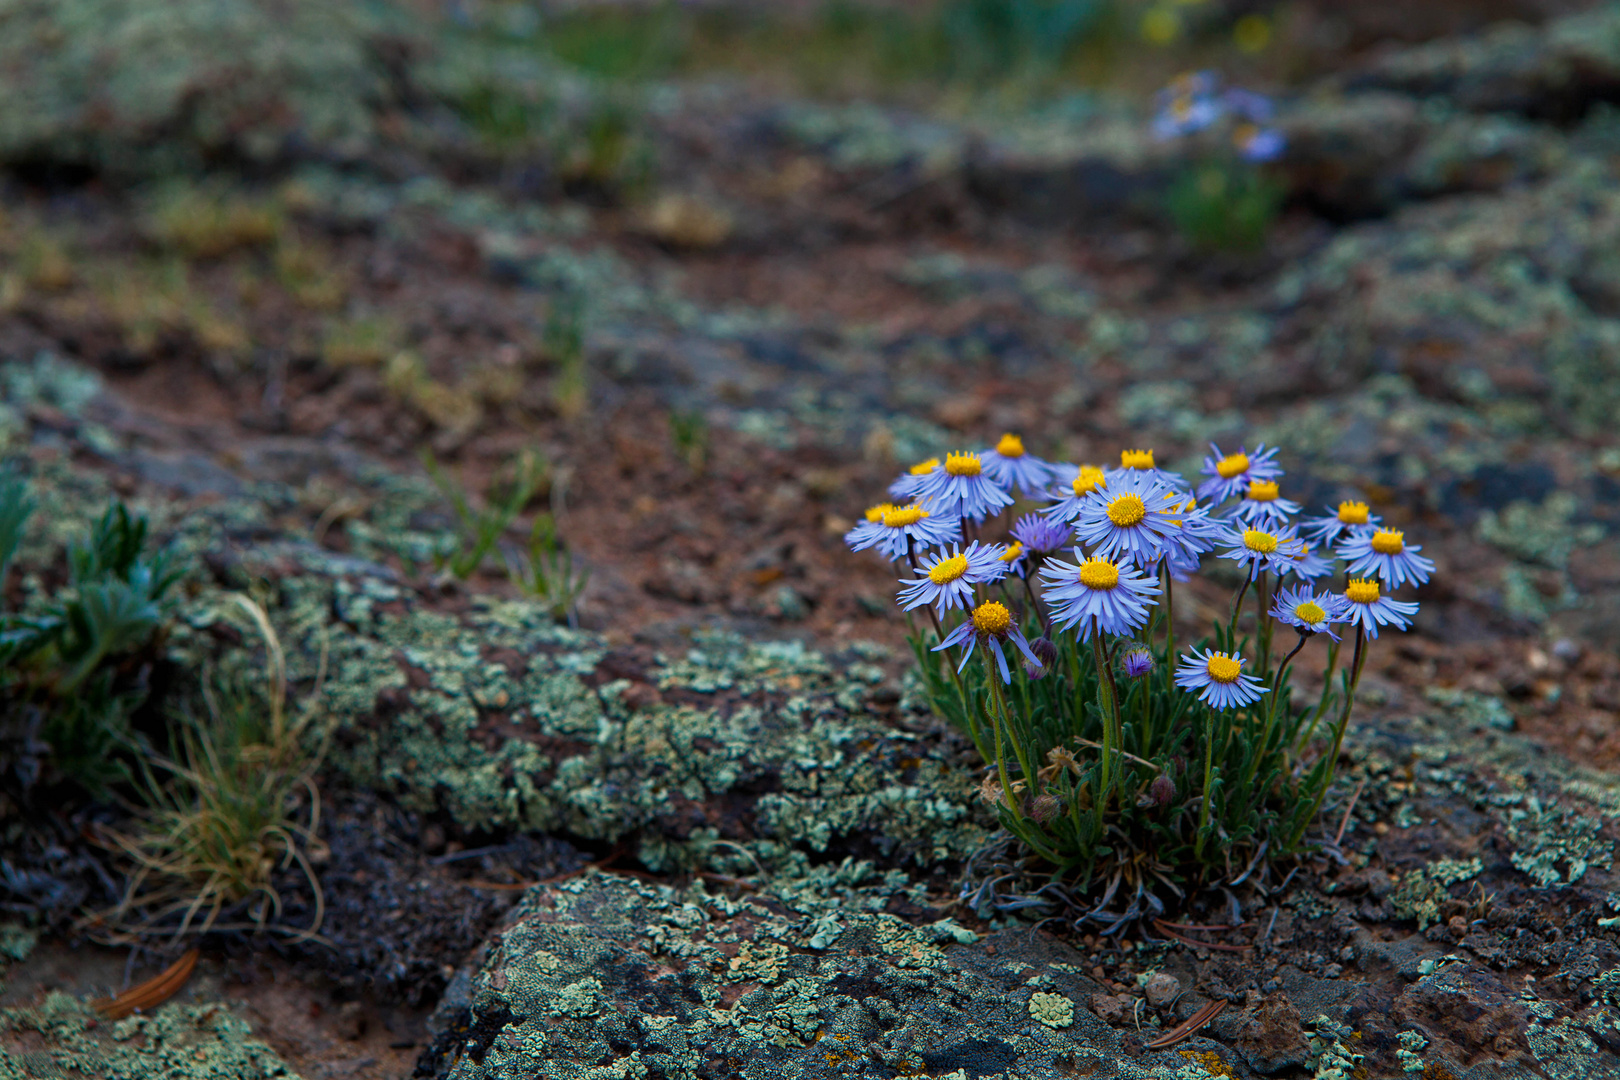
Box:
[845,431,1430,915]
[1155,72,1286,252]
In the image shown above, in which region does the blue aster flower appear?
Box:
[1302,501,1380,544]
[1108,448,1190,493]
[992,540,1029,578]
[1233,123,1285,163]
[1150,495,1217,576]
[1152,72,1223,140]
[1216,522,1304,580]
[1074,470,1185,567]
[1302,500,1382,547]
[1120,647,1155,678]
[1222,87,1275,123]
[1284,540,1336,582]
[932,600,1041,684]
[979,434,1056,497]
[897,541,1007,616]
[1338,529,1435,590]
[1010,512,1071,556]
[1175,648,1269,711]
[1166,543,1203,583]
[1044,464,1108,523]
[914,451,1014,523]
[1195,442,1282,504]
[1270,584,1351,641]
[845,501,960,562]
[843,503,891,554]
[1038,550,1160,642]
[1341,578,1419,639]
[1230,479,1301,527]
[887,457,941,501]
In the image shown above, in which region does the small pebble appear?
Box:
[1144,972,1181,1007]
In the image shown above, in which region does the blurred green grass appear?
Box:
[503,0,1131,93]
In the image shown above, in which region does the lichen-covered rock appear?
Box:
[1273,150,1620,439]
[0,992,299,1079]
[1276,94,1565,216]
[0,0,386,175]
[1343,7,1620,120]
[94,447,995,879]
[176,558,994,875]
[417,870,1230,1080]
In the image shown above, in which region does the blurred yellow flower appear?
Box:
[1142,8,1180,44]
[1234,14,1272,53]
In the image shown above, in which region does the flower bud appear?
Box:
[1149,773,1176,808]
[1120,647,1154,678]
[1031,794,1063,824]
[1031,636,1059,667]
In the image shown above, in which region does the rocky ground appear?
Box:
[2,1,1620,1078]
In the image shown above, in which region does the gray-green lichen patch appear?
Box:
[423,870,1235,1080]
[0,992,299,1080]
[1390,858,1482,930]
[0,0,384,176]
[0,360,991,882]
[1523,979,1620,1080]
[1506,798,1614,888]
[0,927,33,967]
[1305,1017,1363,1080]
[165,518,994,877]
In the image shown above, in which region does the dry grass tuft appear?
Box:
[93,595,330,944]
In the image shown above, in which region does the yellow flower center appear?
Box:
[1078,557,1120,590]
[928,553,970,584]
[998,541,1024,563]
[1120,449,1155,470]
[971,601,1012,636]
[864,503,894,523]
[1216,452,1250,479]
[1337,500,1370,525]
[1345,578,1381,604]
[1294,600,1327,624]
[881,505,928,528]
[1161,496,1198,528]
[944,451,982,477]
[1106,493,1148,527]
[1206,653,1243,684]
[995,433,1025,458]
[1369,529,1405,555]
[1247,480,1280,502]
[1072,465,1106,497]
[1242,529,1279,554]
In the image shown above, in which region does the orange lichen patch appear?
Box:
[1180,1049,1238,1078]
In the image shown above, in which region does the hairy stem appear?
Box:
[1245,633,1307,794]
[1091,635,1121,803]
[1293,625,1368,847]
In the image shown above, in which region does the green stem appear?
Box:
[1066,633,1085,730]
[1294,626,1369,847]
[1245,633,1306,794]
[986,670,1024,823]
[1256,569,1272,680]
[1021,573,1048,632]
[1296,636,1342,754]
[987,667,1036,803]
[1196,706,1215,858]
[927,602,989,763]
[1162,568,1176,698]
[1091,635,1121,803]
[1229,574,1253,637]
